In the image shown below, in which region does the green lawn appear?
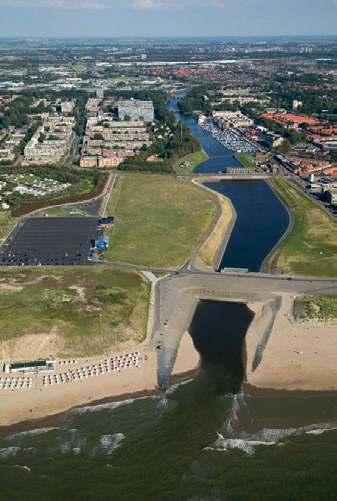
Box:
[105,173,217,268]
[174,150,208,175]
[0,267,150,357]
[235,153,256,169]
[265,178,337,277]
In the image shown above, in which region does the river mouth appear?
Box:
[189,300,255,394]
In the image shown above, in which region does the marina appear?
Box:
[198,116,258,154]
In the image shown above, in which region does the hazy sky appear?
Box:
[0,0,336,38]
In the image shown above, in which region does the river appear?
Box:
[0,99,337,500]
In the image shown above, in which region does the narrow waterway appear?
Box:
[167,97,241,172]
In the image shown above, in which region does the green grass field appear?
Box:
[174,150,208,175]
[0,267,150,357]
[265,178,337,276]
[105,174,217,268]
[235,153,256,169]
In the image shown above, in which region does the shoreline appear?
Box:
[0,332,201,429]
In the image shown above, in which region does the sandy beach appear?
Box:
[0,350,157,427]
[3,290,337,428]
[246,294,337,391]
[0,331,201,427]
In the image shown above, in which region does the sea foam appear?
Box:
[72,396,154,414]
[6,427,59,441]
[208,422,337,456]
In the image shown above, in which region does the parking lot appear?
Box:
[0,217,98,266]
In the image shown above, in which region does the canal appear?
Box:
[168,97,290,271]
[167,97,241,173]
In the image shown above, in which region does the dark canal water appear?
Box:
[167,98,241,173]
[190,300,254,393]
[207,180,290,271]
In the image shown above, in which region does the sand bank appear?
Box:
[246,294,337,391]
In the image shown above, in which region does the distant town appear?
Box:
[0,37,336,218]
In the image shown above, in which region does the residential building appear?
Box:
[117,99,154,122]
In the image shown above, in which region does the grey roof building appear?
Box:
[117,99,154,122]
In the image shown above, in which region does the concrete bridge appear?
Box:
[152,271,337,388]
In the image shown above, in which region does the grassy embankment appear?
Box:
[235,153,256,169]
[174,150,208,175]
[265,178,337,276]
[0,267,150,358]
[193,180,234,269]
[105,174,217,268]
[0,210,16,242]
[294,295,337,322]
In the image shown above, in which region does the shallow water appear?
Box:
[1,381,337,500]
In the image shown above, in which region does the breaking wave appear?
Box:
[90,433,126,456]
[208,422,337,456]
[165,378,193,395]
[71,395,154,414]
[6,427,59,441]
[0,447,21,459]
